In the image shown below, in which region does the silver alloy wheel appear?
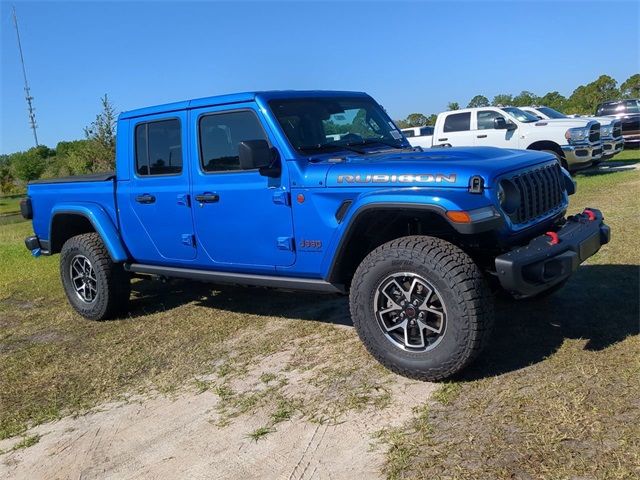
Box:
[373,272,447,352]
[70,255,98,304]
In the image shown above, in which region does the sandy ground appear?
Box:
[0,378,435,480]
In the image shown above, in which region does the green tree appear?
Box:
[447,102,460,111]
[83,94,118,172]
[512,90,539,107]
[620,73,640,98]
[405,113,429,126]
[492,94,513,106]
[467,95,489,108]
[565,75,619,114]
[0,155,15,194]
[10,145,54,182]
[426,114,437,125]
[538,91,567,111]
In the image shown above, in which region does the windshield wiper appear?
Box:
[346,138,405,150]
[299,143,367,154]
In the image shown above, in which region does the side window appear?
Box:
[135,119,182,176]
[625,100,639,114]
[477,110,504,130]
[419,126,434,136]
[199,111,268,172]
[403,129,415,138]
[443,112,471,133]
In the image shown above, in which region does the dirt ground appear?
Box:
[0,377,435,480]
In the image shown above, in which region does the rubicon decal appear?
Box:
[336,174,457,184]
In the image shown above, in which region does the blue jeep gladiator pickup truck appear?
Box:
[20,90,610,380]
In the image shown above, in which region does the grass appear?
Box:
[246,426,276,442]
[380,157,640,479]
[0,194,23,216]
[0,218,391,441]
[0,434,41,455]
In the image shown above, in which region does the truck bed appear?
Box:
[28,172,115,184]
[27,173,118,250]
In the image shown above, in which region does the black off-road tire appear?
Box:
[60,233,130,320]
[349,236,494,381]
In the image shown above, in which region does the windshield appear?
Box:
[268,97,408,154]
[537,107,567,119]
[597,103,620,115]
[502,107,540,123]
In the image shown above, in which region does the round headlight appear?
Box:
[498,179,520,215]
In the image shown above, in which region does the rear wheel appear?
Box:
[349,236,494,381]
[60,233,130,320]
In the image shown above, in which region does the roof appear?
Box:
[118,90,370,120]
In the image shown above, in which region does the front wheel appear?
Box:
[349,236,494,381]
[60,233,130,320]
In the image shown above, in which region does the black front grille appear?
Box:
[589,123,600,143]
[613,122,622,139]
[508,163,564,224]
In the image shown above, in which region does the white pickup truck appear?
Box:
[404,106,603,172]
[400,126,434,148]
[520,106,624,161]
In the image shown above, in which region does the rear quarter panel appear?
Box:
[28,181,118,246]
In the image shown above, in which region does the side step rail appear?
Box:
[124,263,344,294]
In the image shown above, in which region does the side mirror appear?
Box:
[238,140,280,177]
[493,117,508,129]
[494,117,517,130]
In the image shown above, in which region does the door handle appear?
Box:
[135,194,156,204]
[195,193,219,204]
[438,138,448,141]
[477,134,487,138]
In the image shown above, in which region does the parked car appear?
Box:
[20,90,610,381]
[595,99,640,148]
[521,106,623,161]
[401,126,433,148]
[403,107,603,172]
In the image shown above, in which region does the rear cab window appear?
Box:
[135,119,182,176]
[443,112,471,132]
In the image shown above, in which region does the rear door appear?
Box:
[117,112,196,263]
[433,112,472,147]
[473,109,519,148]
[189,104,295,270]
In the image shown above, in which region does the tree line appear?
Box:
[0,95,116,193]
[395,73,639,128]
[1,73,638,193]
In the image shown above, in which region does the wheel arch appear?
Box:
[526,140,564,159]
[325,204,460,288]
[49,204,129,262]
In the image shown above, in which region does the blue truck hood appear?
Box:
[310,146,555,188]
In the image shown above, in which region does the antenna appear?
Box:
[12,5,39,147]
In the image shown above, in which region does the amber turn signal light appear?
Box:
[445,210,472,223]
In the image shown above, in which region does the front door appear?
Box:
[118,113,196,263]
[474,110,518,148]
[190,105,295,269]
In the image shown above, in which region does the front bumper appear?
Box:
[561,143,602,170]
[495,208,610,298]
[601,137,624,159]
[623,132,640,146]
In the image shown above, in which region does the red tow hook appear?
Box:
[583,208,596,221]
[545,231,560,245]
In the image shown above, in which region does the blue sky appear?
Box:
[1,0,638,153]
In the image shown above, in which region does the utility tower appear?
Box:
[12,5,39,146]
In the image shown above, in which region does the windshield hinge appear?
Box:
[272,191,290,206]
